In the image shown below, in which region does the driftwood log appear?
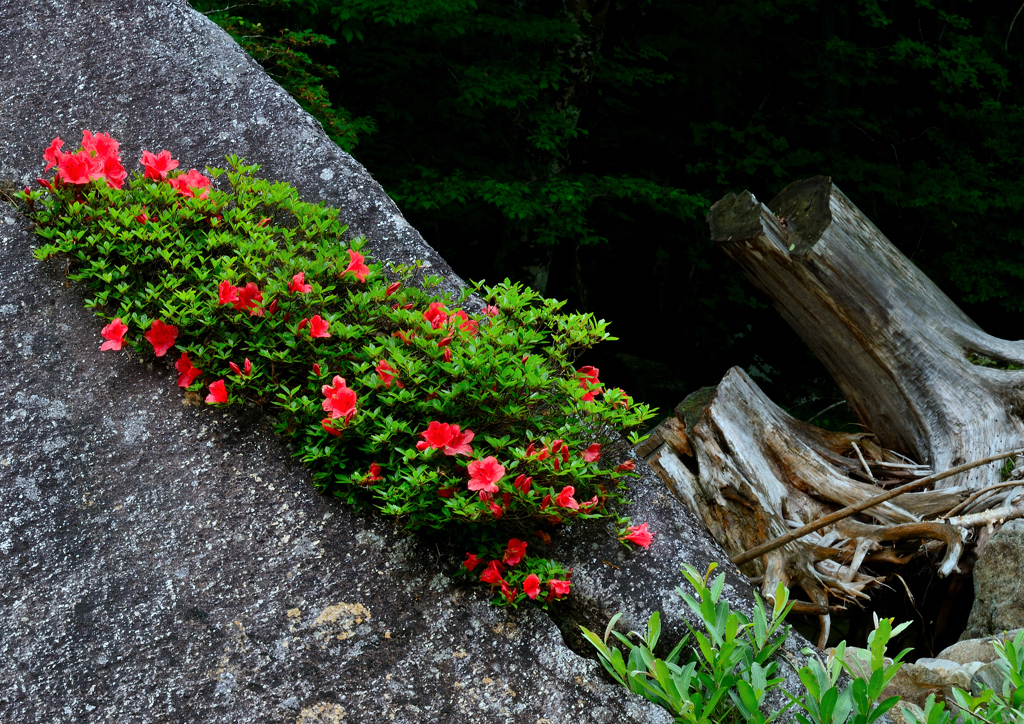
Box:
[643,177,1024,645]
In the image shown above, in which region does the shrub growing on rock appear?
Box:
[18,131,658,606]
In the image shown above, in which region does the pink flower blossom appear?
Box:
[578,365,603,401]
[523,574,541,600]
[57,150,102,185]
[489,501,504,518]
[480,560,505,586]
[555,486,579,510]
[502,539,527,567]
[288,272,312,294]
[206,380,228,404]
[140,149,179,181]
[500,581,517,603]
[175,352,203,387]
[582,443,602,463]
[43,137,64,171]
[229,358,252,377]
[416,422,474,456]
[481,305,500,317]
[622,523,653,549]
[344,249,369,282]
[218,280,239,306]
[321,376,357,424]
[233,282,263,315]
[99,318,128,351]
[547,579,571,600]
[321,419,342,436]
[144,319,177,357]
[376,359,398,387]
[168,169,211,199]
[308,315,330,338]
[468,456,505,496]
[615,460,636,473]
[423,302,448,330]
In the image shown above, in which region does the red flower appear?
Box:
[393,330,415,345]
[438,487,457,498]
[312,363,322,376]
[308,315,331,338]
[140,149,179,181]
[321,419,342,436]
[229,358,252,377]
[464,553,481,572]
[99,318,128,351]
[523,574,541,600]
[555,486,579,510]
[57,150,102,185]
[233,282,263,316]
[547,579,571,600]
[437,335,454,348]
[416,422,474,456]
[367,463,383,483]
[468,456,505,496]
[385,281,401,298]
[500,581,517,603]
[206,380,228,404]
[502,539,527,567]
[540,494,551,511]
[217,280,239,306]
[344,249,370,282]
[582,443,602,463]
[622,523,653,549]
[175,352,203,387]
[451,310,478,336]
[297,318,308,333]
[134,211,149,224]
[442,348,452,363]
[578,365,603,401]
[98,152,127,189]
[376,359,398,387]
[423,302,448,330]
[481,305,500,317]
[257,217,271,228]
[321,376,357,424]
[489,501,504,518]
[43,137,64,171]
[615,460,636,473]
[513,474,532,494]
[168,169,211,199]
[144,319,177,357]
[288,272,312,294]
[480,560,505,585]
[266,298,278,316]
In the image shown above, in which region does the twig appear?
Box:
[851,441,875,482]
[943,481,1024,518]
[945,501,1024,529]
[870,461,931,470]
[731,447,1024,566]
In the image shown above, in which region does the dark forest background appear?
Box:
[191,0,1024,427]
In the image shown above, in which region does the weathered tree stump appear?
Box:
[642,177,1024,645]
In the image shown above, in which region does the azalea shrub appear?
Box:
[18,131,658,606]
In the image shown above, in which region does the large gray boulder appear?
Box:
[0,0,771,721]
[963,519,1024,640]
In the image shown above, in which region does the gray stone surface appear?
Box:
[0,217,674,722]
[0,0,783,721]
[963,520,1024,639]
[938,628,1024,666]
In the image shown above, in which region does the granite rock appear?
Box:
[963,520,1024,639]
[0,0,790,720]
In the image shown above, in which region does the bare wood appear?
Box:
[731,447,1024,567]
[943,481,1024,518]
[851,441,875,481]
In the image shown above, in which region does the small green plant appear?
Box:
[583,563,912,724]
[18,130,659,607]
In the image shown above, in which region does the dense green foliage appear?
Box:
[22,147,657,606]
[190,0,1024,419]
[586,563,1024,724]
